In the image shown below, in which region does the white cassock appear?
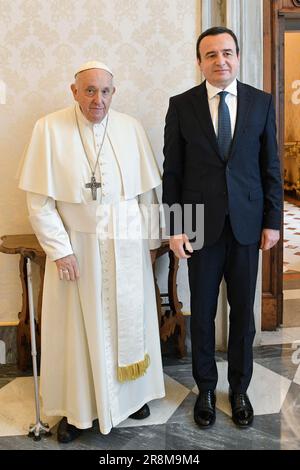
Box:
[18,104,165,434]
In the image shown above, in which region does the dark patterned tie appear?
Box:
[217,91,232,160]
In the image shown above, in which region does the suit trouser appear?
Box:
[187,216,259,393]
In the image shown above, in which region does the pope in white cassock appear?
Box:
[18,61,165,443]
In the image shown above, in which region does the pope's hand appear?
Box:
[55,254,80,281]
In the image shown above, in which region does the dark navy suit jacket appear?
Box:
[162,80,283,246]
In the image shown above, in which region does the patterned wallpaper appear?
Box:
[0,0,200,321]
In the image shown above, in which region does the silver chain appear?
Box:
[74,106,109,178]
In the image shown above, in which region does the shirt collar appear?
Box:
[206,78,238,100]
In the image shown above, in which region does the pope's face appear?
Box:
[197,33,240,89]
[71,69,115,123]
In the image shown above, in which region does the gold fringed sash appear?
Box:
[113,199,149,383]
[117,354,150,383]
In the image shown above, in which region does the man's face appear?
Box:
[71,69,115,123]
[197,33,240,89]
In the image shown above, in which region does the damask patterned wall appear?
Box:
[0,0,200,321]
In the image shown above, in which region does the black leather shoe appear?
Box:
[57,417,82,443]
[194,390,216,428]
[129,404,150,419]
[230,392,254,427]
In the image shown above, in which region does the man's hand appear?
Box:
[260,229,280,251]
[55,254,80,281]
[169,233,194,259]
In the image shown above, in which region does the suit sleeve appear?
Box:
[260,96,283,230]
[162,98,185,235]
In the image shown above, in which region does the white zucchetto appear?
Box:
[74,61,113,78]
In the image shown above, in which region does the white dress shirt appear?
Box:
[206,79,238,138]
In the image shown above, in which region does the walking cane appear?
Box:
[26,257,51,441]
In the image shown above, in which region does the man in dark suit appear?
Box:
[162,27,282,428]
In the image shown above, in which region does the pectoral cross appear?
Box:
[85,176,101,200]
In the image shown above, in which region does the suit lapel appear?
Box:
[229,81,252,159]
[189,80,253,161]
[189,82,220,157]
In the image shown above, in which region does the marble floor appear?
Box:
[0,341,300,450]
